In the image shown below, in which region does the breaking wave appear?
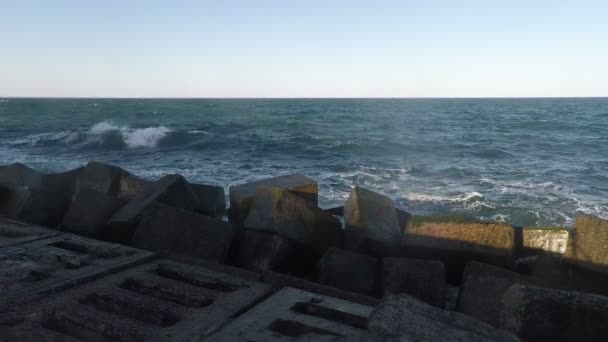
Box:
[89,121,171,148]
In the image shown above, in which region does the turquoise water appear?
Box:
[1,98,607,226]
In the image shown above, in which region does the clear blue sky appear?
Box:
[1,0,606,98]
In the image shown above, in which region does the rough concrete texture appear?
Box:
[521,227,569,256]
[207,287,373,341]
[0,234,154,308]
[457,261,530,327]
[344,187,402,255]
[0,260,272,341]
[118,174,151,200]
[500,284,608,341]
[565,214,608,271]
[231,228,304,272]
[402,217,515,281]
[131,203,235,263]
[381,257,445,307]
[0,217,59,248]
[191,183,226,218]
[317,247,378,295]
[61,189,127,237]
[530,254,608,297]
[370,294,519,342]
[244,187,342,254]
[229,173,318,226]
[0,162,42,188]
[105,174,200,243]
[0,184,72,228]
[75,161,129,196]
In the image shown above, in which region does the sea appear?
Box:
[1,98,607,227]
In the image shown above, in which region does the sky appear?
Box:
[1,0,607,98]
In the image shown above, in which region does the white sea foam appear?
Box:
[89,121,171,148]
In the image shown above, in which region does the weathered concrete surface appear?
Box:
[118,174,151,200]
[75,161,128,196]
[530,254,608,297]
[231,228,306,273]
[317,247,378,295]
[105,174,200,243]
[500,284,608,342]
[0,234,154,308]
[381,257,445,307]
[370,294,519,342]
[457,261,529,327]
[565,214,608,271]
[61,189,127,237]
[229,173,318,226]
[0,217,58,248]
[402,216,516,282]
[131,203,235,263]
[0,260,272,341]
[244,187,342,254]
[0,163,42,188]
[521,227,569,256]
[344,187,402,256]
[191,183,226,218]
[207,287,373,341]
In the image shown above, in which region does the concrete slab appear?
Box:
[0,217,59,248]
[0,233,155,308]
[207,287,374,341]
[0,259,272,342]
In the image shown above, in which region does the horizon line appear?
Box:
[1,96,608,100]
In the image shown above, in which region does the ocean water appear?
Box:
[1,98,607,227]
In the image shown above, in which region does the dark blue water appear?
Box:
[1,98,607,227]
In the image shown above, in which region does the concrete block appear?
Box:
[61,189,127,237]
[105,174,200,243]
[317,247,378,295]
[0,260,272,341]
[229,173,318,226]
[381,257,445,307]
[565,214,608,271]
[131,204,235,263]
[0,217,58,248]
[500,284,608,341]
[191,183,226,218]
[0,234,154,308]
[244,187,342,254]
[208,287,374,341]
[371,293,518,342]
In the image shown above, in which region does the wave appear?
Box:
[88,121,172,148]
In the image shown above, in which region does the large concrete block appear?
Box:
[191,183,226,218]
[381,257,445,307]
[500,284,608,341]
[118,174,151,200]
[402,216,516,282]
[565,214,608,271]
[521,226,569,257]
[0,184,70,228]
[0,260,272,341]
[131,204,235,263]
[317,247,378,295]
[530,254,608,297]
[0,217,58,248]
[75,161,128,196]
[244,187,342,254]
[457,261,530,327]
[61,189,127,237]
[231,228,305,273]
[105,174,200,243]
[344,187,402,257]
[229,173,318,226]
[207,287,374,341]
[0,234,154,308]
[0,162,42,188]
[370,293,518,342]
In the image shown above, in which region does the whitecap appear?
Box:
[123,126,171,148]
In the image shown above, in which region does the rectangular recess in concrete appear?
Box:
[0,217,58,248]
[0,233,155,308]
[0,259,273,342]
[207,287,373,341]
